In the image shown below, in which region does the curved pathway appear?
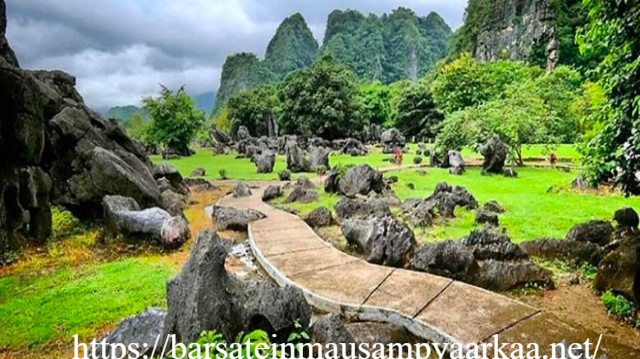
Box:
[219,185,637,358]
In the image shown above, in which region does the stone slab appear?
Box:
[292,261,393,306]
[364,268,453,317]
[266,247,356,276]
[415,281,539,345]
[257,236,327,257]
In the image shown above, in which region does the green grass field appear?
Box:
[152,144,580,181]
[274,167,640,243]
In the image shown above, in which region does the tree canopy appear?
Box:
[227,86,279,138]
[277,55,364,140]
[144,86,205,155]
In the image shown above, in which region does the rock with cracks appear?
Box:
[614,207,639,228]
[262,185,283,201]
[338,164,385,197]
[334,197,391,221]
[255,152,276,173]
[233,182,252,198]
[163,230,311,343]
[211,205,266,231]
[92,308,166,359]
[102,195,190,248]
[479,136,508,174]
[304,207,333,228]
[565,220,613,246]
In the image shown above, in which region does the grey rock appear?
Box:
[338,164,385,197]
[324,170,340,194]
[566,220,613,246]
[102,195,190,248]
[345,322,410,347]
[503,168,518,177]
[296,176,316,190]
[256,151,276,173]
[285,142,312,173]
[448,150,465,170]
[236,125,250,140]
[233,182,252,198]
[483,200,505,213]
[92,307,166,359]
[163,230,311,343]
[411,241,479,282]
[304,207,333,228]
[595,234,640,302]
[614,207,639,228]
[334,196,392,221]
[211,205,266,231]
[311,314,354,347]
[368,124,381,143]
[161,190,186,217]
[520,238,604,266]
[475,260,553,291]
[339,138,368,156]
[475,208,499,227]
[380,128,406,154]
[462,228,527,261]
[189,167,206,177]
[262,185,283,201]
[284,187,319,204]
[183,178,217,192]
[449,166,465,175]
[479,136,508,174]
[309,146,330,170]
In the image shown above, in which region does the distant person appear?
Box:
[394,148,403,166]
[549,152,558,168]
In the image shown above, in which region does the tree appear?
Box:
[577,0,640,194]
[393,80,441,139]
[430,53,491,113]
[227,86,280,137]
[277,55,364,140]
[213,107,231,134]
[357,82,392,127]
[144,85,205,156]
[122,113,147,142]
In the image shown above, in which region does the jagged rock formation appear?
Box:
[1,0,182,260]
[322,8,452,83]
[452,0,588,68]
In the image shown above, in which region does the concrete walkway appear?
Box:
[218,186,638,358]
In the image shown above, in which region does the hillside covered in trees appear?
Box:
[212,8,452,114]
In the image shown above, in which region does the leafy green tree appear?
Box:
[144,86,205,156]
[214,107,231,134]
[430,53,491,113]
[577,0,640,194]
[277,55,364,140]
[393,80,442,139]
[357,82,392,127]
[227,86,280,137]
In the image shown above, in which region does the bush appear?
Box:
[51,206,81,240]
[601,291,635,319]
[315,166,327,175]
[278,169,291,181]
[413,156,423,165]
[218,169,228,180]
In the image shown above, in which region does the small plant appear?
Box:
[278,169,291,181]
[413,156,423,165]
[315,165,327,175]
[578,263,598,281]
[601,291,635,319]
[51,206,81,240]
[335,163,355,178]
[287,319,310,355]
[219,169,228,180]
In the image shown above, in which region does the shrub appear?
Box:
[413,156,423,165]
[578,263,598,281]
[278,169,291,181]
[51,206,81,240]
[315,166,327,175]
[601,291,635,319]
[218,169,228,180]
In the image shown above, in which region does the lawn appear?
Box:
[274,167,640,243]
[151,144,580,181]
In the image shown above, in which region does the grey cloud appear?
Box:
[5,0,467,110]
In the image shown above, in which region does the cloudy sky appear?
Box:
[5,0,467,112]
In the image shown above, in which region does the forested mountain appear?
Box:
[451,0,592,70]
[213,8,453,115]
[194,91,216,117]
[322,8,452,83]
[105,105,148,122]
[264,13,319,77]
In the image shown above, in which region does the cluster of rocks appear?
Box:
[411,228,552,291]
[337,138,368,156]
[284,177,319,204]
[427,149,466,175]
[402,182,479,227]
[0,1,190,259]
[522,207,640,303]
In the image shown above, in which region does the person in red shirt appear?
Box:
[393,148,403,166]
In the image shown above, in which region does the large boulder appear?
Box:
[285,142,312,173]
[411,241,479,282]
[339,138,368,156]
[475,260,553,291]
[423,182,478,218]
[284,187,319,204]
[255,152,276,173]
[565,220,613,246]
[311,314,354,347]
[92,308,166,359]
[594,235,640,302]
[236,125,250,140]
[334,197,391,221]
[262,185,283,201]
[324,170,340,194]
[520,238,604,266]
[341,216,416,267]
[475,208,499,227]
[153,163,189,196]
[380,128,406,154]
[368,123,381,143]
[447,150,465,174]
[304,207,333,228]
[211,206,266,231]
[308,146,330,170]
[479,136,508,174]
[102,195,190,248]
[163,230,311,342]
[233,182,252,198]
[614,207,639,228]
[461,228,527,261]
[338,165,385,197]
